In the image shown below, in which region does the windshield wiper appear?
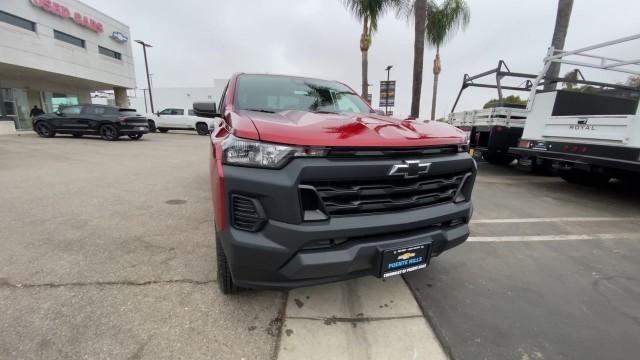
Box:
[244,108,275,113]
[312,110,340,114]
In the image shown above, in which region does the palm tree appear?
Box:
[409,0,427,118]
[544,0,574,91]
[341,0,403,99]
[425,0,470,120]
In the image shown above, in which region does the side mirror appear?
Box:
[156,111,160,117]
[192,102,220,118]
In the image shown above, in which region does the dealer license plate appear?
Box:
[380,244,431,278]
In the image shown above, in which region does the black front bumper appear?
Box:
[218,153,476,289]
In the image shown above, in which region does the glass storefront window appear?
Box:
[13,89,31,130]
[0,88,18,127]
[43,92,79,113]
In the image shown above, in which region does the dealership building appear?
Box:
[0,0,135,133]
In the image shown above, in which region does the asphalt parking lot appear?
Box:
[1,132,639,359]
[406,164,640,360]
[0,133,284,360]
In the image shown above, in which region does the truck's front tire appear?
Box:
[216,235,239,294]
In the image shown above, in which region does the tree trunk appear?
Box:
[544,0,574,91]
[430,45,441,121]
[410,0,427,118]
[360,17,369,98]
[361,50,368,98]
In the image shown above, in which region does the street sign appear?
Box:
[379,80,396,107]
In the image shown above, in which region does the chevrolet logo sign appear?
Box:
[397,252,416,260]
[388,160,431,178]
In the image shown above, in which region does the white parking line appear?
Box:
[468,233,638,242]
[471,217,640,224]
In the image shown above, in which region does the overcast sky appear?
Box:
[83,0,640,118]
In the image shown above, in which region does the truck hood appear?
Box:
[236,110,466,147]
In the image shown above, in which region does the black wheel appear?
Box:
[72,134,83,138]
[35,122,55,138]
[560,170,610,186]
[148,120,156,133]
[128,134,143,140]
[216,235,239,294]
[482,152,515,166]
[99,124,119,141]
[196,122,209,136]
[158,128,168,133]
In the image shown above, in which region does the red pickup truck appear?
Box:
[203,73,476,294]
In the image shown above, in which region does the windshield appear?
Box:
[235,74,372,114]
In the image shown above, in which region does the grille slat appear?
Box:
[303,172,468,216]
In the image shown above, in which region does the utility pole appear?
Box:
[141,89,148,113]
[384,65,393,115]
[135,40,155,113]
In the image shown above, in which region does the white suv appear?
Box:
[148,107,214,135]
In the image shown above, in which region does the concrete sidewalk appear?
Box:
[277,276,447,360]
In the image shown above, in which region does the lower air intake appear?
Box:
[231,194,266,231]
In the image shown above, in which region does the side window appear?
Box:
[172,109,184,115]
[61,106,82,115]
[106,107,119,115]
[87,106,108,115]
[188,109,194,116]
[218,81,229,114]
[159,108,172,115]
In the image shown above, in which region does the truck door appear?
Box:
[171,108,188,128]
[157,108,173,127]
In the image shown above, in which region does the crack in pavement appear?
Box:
[286,314,424,323]
[0,278,216,289]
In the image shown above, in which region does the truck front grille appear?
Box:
[302,172,470,216]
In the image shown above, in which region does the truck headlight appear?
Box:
[222,135,326,168]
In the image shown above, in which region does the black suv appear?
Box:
[33,104,149,141]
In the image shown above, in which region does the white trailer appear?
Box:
[510,34,640,184]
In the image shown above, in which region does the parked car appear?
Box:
[33,105,148,141]
[148,107,215,135]
[200,73,477,294]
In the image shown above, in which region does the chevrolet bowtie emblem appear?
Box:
[388,160,431,178]
[397,252,416,260]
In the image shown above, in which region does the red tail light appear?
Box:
[518,140,530,148]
